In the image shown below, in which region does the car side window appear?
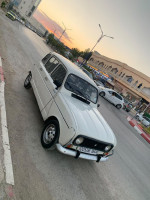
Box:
[45,56,59,73]
[51,64,66,86]
[41,53,51,65]
[108,91,112,95]
[115,93,122,100]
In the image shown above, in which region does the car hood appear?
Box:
[62,93,117,145]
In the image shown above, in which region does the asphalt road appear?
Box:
[0,10,150,200]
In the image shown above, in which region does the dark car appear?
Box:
[123,99,133,112]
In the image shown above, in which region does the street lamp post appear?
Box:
[90,24,114,52]
[81,24,114,66]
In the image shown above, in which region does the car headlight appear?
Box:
[105,145,111,152]
[75,137,84,145]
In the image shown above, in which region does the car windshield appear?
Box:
[64,74,98,104]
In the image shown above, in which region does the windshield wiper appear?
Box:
[71,93,90,105]
[66,82,90,103]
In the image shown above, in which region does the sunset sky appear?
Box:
[34,0,150,76]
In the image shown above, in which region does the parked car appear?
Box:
[135,114,150,127]
[82,68,93,79]
[98,86,124,109]
[6,11,16,21]
[24,52,117,162]
[94,80,105,87]
[123,99,133,112]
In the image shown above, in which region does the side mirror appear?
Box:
[53,80,61,89]
[97,104,100,108]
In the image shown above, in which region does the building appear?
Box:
[14,0,41,18]
[88,52,150,112]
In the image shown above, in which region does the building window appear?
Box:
[138,83,142,89]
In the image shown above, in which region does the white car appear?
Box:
[24,52,117,162]
[94,80,105,87]
[135,114,150,127]
[98,86,124,109]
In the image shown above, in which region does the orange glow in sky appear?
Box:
[34,0,150,75]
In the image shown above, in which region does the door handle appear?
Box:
[45,77,48,81]
[40,68,43,71]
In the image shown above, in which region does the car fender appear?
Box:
[47,95,76,146]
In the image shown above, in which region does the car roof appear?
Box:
[52,52,96,87]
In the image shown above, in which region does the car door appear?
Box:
[43,62,67,116]
[106,91,114,103]
[31,53,52,111]
[114,93,122,105]
[32,54,60,119]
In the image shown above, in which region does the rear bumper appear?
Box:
[56,144,109,162]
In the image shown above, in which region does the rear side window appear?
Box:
[45,56,59,73]
[115,93,122,100]
[51,64,66,86]
[42,53,51,65]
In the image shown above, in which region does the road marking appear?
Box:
[134,126,143,134]
[0,57,14,185]
[127,116,131,121]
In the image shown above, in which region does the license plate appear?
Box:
[78,147,98,155]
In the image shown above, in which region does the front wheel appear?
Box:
[41,119,59,149]
[24,74,32,89]
[116,104,122,109]
[99,91,105,97]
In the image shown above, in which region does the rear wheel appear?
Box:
[99,91,105,97]
[41,119,59,149]
[24,74,32,89]
[116,104,122,109]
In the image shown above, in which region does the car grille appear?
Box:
[73,136,113,152]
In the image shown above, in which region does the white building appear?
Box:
[15,0,41,18]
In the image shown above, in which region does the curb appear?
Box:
[0,56,14,186]
[127,116,150,144]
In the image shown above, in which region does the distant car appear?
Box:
[135,114,150,127]
[98,87,124,109]
[123,99,133,112]
[94,80,105,87]
[6,11,16,21]
[82,68,93,79]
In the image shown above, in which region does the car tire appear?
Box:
[41,119,60,149]
[99,91,105,97]
[116,104,122,109]
[135,116,139,120]
[24,74,32,89]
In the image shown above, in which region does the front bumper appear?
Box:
[56,144,111,162]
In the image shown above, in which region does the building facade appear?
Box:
[14,0,41,17]
[88,52,150,108]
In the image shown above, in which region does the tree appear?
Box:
[1,1,6,8]
[71,48,81,58]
